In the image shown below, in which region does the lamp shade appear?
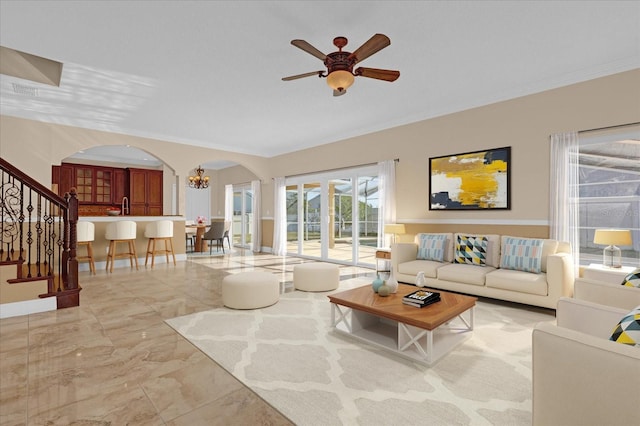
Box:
[593,229,632,246]
[326,70,354,92]
[384,224,406,235]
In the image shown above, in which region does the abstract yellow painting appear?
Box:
[429,147,511,210]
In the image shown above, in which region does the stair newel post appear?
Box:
[66,188,79,290]
[61,192,69,286]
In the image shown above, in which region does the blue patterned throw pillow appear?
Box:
[621,268,640,288]
[500,237,544,274]
[417,234,447,262]
[454,235,488,266]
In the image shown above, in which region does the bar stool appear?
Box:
[144,220,176,267]
[77,221,96,275]
[105,221,139,272]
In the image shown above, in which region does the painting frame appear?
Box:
[429,146,511,211]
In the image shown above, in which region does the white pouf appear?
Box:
[222,271,280,309]
[294,262,340,292]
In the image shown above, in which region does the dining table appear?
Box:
[186,224,209,253]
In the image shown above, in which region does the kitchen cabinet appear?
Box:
[51,164,74,195]
[52,163,113,204]
[112,168,127,208]
[75,166,113,203]
[51,163,163,216]
[128,168,163,216]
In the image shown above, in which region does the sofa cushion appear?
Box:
[417,234,447,262]
[437,263,495,286]
[621,268,640,288]
[609,305,640,347]
[398,259,444,279]
[500,236,559,273]
[500,237,544,273]
[485,269,548,296]
[454,235,488,266]
[414,233,454,262]
[454,233,501,267]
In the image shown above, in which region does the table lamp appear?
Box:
[384,223,405,246]
[593,229,632,268]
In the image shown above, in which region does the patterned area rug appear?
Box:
[166,279,555,425]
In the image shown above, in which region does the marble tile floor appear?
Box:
[0,249,376,426]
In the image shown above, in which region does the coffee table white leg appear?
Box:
[331,303,352,332]
[457,307,474,330]
[398,323,430,361]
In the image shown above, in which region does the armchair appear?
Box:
[574,274,640,310]
[532,297,640,426]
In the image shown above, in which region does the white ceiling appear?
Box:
[1,1,639,161]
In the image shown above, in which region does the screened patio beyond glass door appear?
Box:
[232,186,252,248]
[285,166,379,267]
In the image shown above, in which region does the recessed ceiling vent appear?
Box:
[12,83,38,97]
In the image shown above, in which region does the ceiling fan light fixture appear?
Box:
[326,70,354,92]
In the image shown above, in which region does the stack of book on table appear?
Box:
[402,289,441,308]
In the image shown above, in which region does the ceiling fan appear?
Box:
[282,33,400,96]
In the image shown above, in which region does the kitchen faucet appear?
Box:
[121,196,129,215]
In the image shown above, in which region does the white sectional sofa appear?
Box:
[391,233,575,309]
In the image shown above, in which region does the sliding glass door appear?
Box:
[233,185,253,248]
[357,175,380,265]
[286,166,378,267]
[328,178,352,262]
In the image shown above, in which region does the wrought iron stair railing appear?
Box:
[1,157,81,309]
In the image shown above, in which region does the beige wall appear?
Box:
[266,69,640,224]
[212,165,260,218]
[3,69,639,248]
[0,117,271,218]
[0,270,49,304]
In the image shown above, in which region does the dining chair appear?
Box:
[201,221,226,254]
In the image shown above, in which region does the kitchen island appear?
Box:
[77,216,187,271]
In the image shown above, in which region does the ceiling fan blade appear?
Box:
[291,39,327,61]
[355,67,400,82]
[333,89,346,97]
[282,71,324,81]
[348,34,391,63]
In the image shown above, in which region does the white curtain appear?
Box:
[549,131,580,271]
[377,160,397,248]
[272,177,286,256]
[225,184,233,244]
[251,180,261,253]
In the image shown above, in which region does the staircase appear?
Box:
[1,158,81,318]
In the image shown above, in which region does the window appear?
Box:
[577,129,640,267]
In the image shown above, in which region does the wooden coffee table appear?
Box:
[328,283,477,365]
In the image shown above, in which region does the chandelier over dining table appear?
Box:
[188,165,210,189]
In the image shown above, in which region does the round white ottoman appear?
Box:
[294,262,339,292]
[222,271,280,309]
